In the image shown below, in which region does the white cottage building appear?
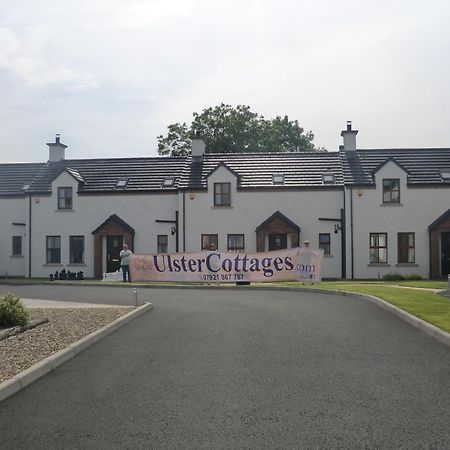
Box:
[1,124,449,280]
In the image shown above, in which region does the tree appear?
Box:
[157,104,323,156]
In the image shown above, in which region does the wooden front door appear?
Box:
[107,235,123,272]
[441,232,450,276]
[268,233,287,251]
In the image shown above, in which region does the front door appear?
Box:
[107,235,123,272]
[441,232,450,277]
[268,233,287,251]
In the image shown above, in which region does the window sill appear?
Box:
[323,254,333,258]
[367,263,390,267]
[379,203,403,207]
[67,264,86,267]
[10,255,24,258]
[211,206,233,209]
[43,263,63,267]
[55,209,75,212]
[395,263,418,267]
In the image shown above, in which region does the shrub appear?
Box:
[404,274,423,281]
[382,273,405,281]
[0,292,30,327]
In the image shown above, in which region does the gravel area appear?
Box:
[0,307,131,384]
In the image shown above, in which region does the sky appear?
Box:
[1,0,449,162]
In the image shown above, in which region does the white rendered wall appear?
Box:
[180,166,343,279]
[30,171,179,278]
[347,160,450,279]
[0,197,28,277]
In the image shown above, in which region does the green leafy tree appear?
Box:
[157,104,323,156]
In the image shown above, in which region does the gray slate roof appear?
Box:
[27,157,187,194]
[178,152,343,190]
[341,148,450,185]
[0,163,45,197]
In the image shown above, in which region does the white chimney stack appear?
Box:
[47,134,67,162]
[191,131,205,157]
[340,121,358,151]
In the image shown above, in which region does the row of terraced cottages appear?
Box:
[1,122,450,280]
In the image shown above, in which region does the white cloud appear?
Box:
[0,27,98,89]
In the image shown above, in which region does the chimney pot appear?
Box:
[47,134,68,162]
[340,121,358,151]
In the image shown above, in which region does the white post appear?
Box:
[133,288,138,307]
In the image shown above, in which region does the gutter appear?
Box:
[350,187,354,279]
[28,195,32,278]
[182,191,186,252]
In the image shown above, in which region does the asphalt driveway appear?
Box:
[0,285,449,449]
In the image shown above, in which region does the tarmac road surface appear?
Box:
[0,285,449,449]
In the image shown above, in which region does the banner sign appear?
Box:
[129,247,322,283]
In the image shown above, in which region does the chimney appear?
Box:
[191,131,205,158]
[340,121,358,151]
[47,134,67,162]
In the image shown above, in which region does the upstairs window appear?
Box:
[58,187,73,209]
[46,236,61,264]
[382,179,400,204]
[227,234,245,252]
[370,233,387,263]
[12,236,22,256]
[214,183,231,207]
[398,232,415,264]
[70,236,85,264]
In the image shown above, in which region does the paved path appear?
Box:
[0,286,449,449]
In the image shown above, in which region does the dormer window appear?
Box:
[322,172,335,184]
[22,184,30,191]
[382,179,400,203]
[115,178,128,189]
[162,177,175,187]
[272,174,285,185]
[58,187,73,209]
[440,170,450,181]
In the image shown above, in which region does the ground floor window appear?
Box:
[319,233,331,255]
[398,232,415,263]
[46,236,61,263]
[70,236,85,264]
[157,235,168,253]
[202,234,218,250]
[227,234,245,252]
[12,236,22,256]
[370,233,387,263]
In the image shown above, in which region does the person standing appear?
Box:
[120,243,133,282]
